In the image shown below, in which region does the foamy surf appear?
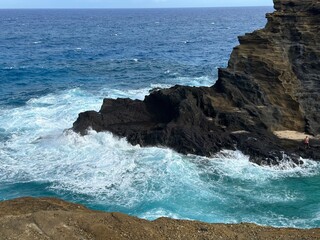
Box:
[0,85,319,229]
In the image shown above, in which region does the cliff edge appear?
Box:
[1,197,320,240]
[73,0,320,164]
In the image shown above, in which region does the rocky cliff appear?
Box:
[218,0,320,134]
[73,0,320,164]
[1,197,320,240]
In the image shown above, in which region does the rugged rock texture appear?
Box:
[218,0,320,134]
[73,0,320,164]
[1,197,320,240]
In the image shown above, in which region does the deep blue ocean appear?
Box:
[1,7,320,229]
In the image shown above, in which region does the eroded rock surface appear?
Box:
[1,197,320,240]
[73,0,320,164]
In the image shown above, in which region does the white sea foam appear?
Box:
[0,86,319,227]
[141,208,187,220]
[3,66,14,70]
[168,76,214,87]
[97,84,169,100]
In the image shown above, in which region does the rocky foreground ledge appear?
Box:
[73,0,320,165]
[0,197,319,240]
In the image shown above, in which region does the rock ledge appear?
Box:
[1,197,320,240]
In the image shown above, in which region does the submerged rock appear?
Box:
[73,0,320,164]
[1,197,320,240]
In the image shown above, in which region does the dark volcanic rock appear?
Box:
[73,0,320,164]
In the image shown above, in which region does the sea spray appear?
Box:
[0,88,319,228]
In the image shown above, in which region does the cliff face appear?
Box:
[217,0,320,134]
[73,0,320,164]
[1,197,320,240]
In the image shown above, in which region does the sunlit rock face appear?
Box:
[217,0,320,134]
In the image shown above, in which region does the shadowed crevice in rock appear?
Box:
[73,0,320,164]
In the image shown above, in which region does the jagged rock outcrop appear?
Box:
[218,0,320,134]
[73,0,320,164]
[1,197,320,240]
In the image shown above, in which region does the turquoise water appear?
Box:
[1,8,320,228]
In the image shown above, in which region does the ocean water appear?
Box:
[1,7,320,229]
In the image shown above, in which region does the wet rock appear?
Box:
[73,0,320,164]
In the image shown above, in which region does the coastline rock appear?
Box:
[1,197,320,240]
[73,0,320,164]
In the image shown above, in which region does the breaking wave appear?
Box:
[0,87,319,229]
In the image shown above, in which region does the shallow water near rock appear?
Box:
[1,7,320,229]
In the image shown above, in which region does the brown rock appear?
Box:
[1,197,320,240]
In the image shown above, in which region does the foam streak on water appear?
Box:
[0,87,320,229]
